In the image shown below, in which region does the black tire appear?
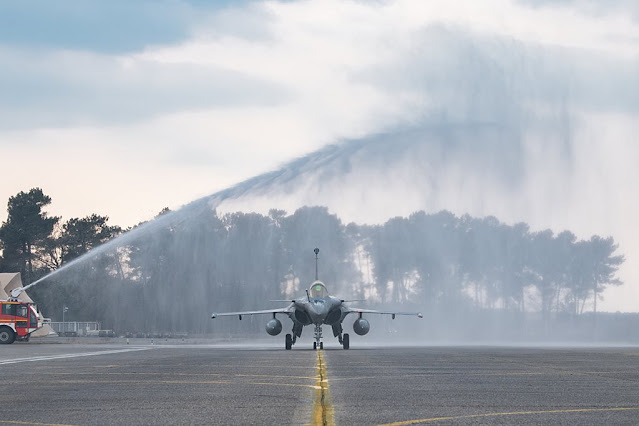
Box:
[285,333,292,350]
[343,333,349,350]
[313,341,317,350]
[0,327,15,344]
[320,342,323,350]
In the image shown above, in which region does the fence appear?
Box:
[50,321,101,337]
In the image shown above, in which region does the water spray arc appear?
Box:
[9,134,428,297]
[10,197,216,297]
[8,140,368,297]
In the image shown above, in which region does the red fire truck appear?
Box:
[0,299,42,344]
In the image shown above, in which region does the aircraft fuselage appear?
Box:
[292,295,343,325]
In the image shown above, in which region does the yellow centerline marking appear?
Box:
[378,407,639,425]
[312,350,335,426]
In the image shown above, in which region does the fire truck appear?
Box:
[0,299,42,344]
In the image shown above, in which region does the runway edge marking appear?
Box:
[378,407,639,425]
[312,350,335,426]
[0,347,150,365]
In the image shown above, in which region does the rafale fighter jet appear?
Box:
[211,248,422,350]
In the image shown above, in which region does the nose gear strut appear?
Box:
[313,324,323,350]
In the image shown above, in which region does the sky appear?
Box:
[1,0,638,311]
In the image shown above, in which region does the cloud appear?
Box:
[0,47,292,130]
[2,0,637,132]
[518,0,639,21]
[0,0,637,310]
[0,0,248,53]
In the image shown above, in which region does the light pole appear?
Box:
[62,306,68,332]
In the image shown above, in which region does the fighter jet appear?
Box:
[211,248,422,350]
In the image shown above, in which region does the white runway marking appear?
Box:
[0,347,150,365]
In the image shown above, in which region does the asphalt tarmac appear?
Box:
[1,342,638,425]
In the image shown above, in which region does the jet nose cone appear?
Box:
[309,300,327,318]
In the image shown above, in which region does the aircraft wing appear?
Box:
[211,307,293,319]
[345,307,423,319]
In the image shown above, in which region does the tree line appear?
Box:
[0,188,624,335]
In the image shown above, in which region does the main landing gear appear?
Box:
[285,324,349,350]
[333,323,349,350]
[337,332,349,350]
[285,333,293,350]
[285,323,304,350]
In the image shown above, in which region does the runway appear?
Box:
[1,343,638,425]
[327,346,639,425]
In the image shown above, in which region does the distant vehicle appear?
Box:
[212,248,422,350]
[0,299,43,344]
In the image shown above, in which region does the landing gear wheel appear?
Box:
[313,341,317,350]
[343,333,349,350]
[320,342,323,350]
[285,333,293,350]
[0,327,15,344]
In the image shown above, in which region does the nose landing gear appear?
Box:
[313,324,323,350]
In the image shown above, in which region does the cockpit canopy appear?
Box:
[309,281,329,298]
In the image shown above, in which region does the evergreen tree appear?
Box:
[0,188,59,283]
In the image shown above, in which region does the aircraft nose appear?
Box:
[309,300,326,317]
